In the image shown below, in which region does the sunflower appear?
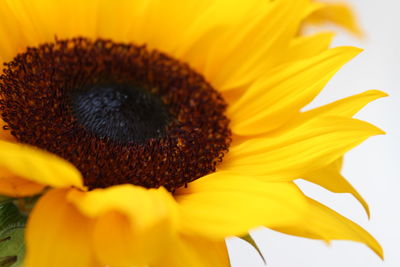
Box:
[306,0,362,35]
[0,0,384,266]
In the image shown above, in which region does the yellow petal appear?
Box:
[175,173,308,238]
[228,47,362,135]
[0,140,83,188]
[303,158,370,218]
[306,3,362,36]
[0,168,45,197]
[7,0,97,42]
[221,116,384,179]
[1,0,275,69]
[301,90,388,120]
[184,237,229,267]
[0,1,32,62]
[25,189,97,267]
[157,235,230,267]
[205,0,310,91]
[68,185,179,267]
[274,197,383,259]
[91,210,156,267]
[284,32,334,62]
[128,0,213,52]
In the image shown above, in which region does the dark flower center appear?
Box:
[70,82,170,143]
[0,37,231,191]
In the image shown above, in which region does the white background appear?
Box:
[228,0,400,266]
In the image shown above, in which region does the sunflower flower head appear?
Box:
[0,0,384,266]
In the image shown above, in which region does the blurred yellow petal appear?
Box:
[303,158,370,218]
[206,0,310,91]
[0,1,32,62]
[157,235,229,267]
[68,185,178,266]
[0,141,83,188]
[284,32,334,62]
[228,47,361,135]
[176,173,308,238]
[221,116,383,178]
[172,0,260,64]
[68,184,178,225]
[307,3,362,36]
[90,210,167,267]
[274,197,383,259]
[25,188,97,267]
[0,168,45,197]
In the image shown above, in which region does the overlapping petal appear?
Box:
[158,235,230,267]
[306,2,362,36]
[273,197,383,258]
[25,189,97,267]
[204,0,310,91]
[68,185,179,266]
[220,116,384,179]
[284,32,334,62]
[228,47,361,135]
[301,90,388,120]
[0,141,83,191]
[303,158,370,217]
[176,173,308,238]
[0,168,45,197]
[294,90,386,219]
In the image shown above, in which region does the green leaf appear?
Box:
[240,234,266,265]
[0,256,18,267]
[0,203,25,228]
[0,196,13,206]
[0,203,26,267]
[0,228,24,267]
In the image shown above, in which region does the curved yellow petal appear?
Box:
[25,188,98,267]
[303,158,370,218]
[301,90,388,120]
[228,47,361,135]
[175,173,308,238]
[273,197,383,259]
[307,3,362,36]
[0,168,45,197]
[284,32,334,62]
[68,184,178,225]
[0,141,83,188]
[221,116,383,179]
[68,185,179,266]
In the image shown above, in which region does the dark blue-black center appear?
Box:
[71,83,170,143]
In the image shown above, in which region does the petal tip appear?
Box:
[366,90,389,98]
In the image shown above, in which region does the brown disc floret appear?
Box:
[0,37,231,191]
